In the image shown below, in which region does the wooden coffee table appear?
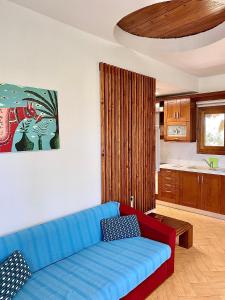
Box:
[148,213,193,249]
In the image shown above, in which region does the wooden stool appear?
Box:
[148,213,193,249]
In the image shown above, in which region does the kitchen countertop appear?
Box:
[160,163,225,176]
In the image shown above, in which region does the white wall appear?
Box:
[0,0,198,236]
[160,140,225,167]
[199,73,225,93]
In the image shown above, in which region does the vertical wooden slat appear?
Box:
[136,73,140,209]
[111,66,115,200]
[151,78,156,210]
[146,77,149,211]
[123,70,127,204]
[149,77,153,210]
[143,76,147,212]
[146,79,151,211]
[120,69,125,204]
[113,66,118,201]
[128,71,132,206]
[131,72,137,208]
[136,74,140,210]
[124,69,130,206]
[100,63,106,202]
[141,75,144,211]
[117,68,121,201]
[105,65,112,201]
[100,62,156,212]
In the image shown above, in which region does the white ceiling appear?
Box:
[9,0,225,77]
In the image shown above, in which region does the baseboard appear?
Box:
[156,200,225,221]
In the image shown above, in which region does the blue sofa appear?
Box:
[0,202,173,300]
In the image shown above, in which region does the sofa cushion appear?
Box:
[14,237,171,300]
[0,202,119,273]
[101,215,141,242]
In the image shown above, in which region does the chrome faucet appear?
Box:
[202,159,214,169]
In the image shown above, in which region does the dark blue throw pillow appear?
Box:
[0,251,31,300]
[101,215,141,242]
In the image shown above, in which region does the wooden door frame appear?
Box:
[197,105,225,155]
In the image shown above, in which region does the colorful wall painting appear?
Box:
[0,83,60,153]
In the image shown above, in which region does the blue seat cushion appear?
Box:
[14,237,171,300]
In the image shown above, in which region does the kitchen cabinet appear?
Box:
[201,174,220,213]
[158,168,222,214]
[180,171,220,213]
[164,99,190,123]
[179,171,200,209]
[164,100,178,122]
[220,176,225,215]
[164,122,191,142]
[164,98,196,142]
[179,99,190,122]
[158,169,180,204]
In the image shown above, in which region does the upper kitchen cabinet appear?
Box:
[164,98,196,142]
[164,98,190,122]
[164,100,179,122]
[179,99,191,122]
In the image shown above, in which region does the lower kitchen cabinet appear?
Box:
[158,168,223,214]
[201,174,220,213]
[158,169,179,204]
[220,176,225,215]
[179,171,200,209]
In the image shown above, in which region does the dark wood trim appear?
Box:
[197,105,225,155]
[156,92,197,101]
[157,90,225,102]
[192,91,225,101]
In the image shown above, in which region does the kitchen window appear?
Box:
[197,105,225,154]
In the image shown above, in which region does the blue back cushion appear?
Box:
[0,202,119,273]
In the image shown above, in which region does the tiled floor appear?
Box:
[147,205,225,300]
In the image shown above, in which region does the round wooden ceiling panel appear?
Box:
[117,0,225,39]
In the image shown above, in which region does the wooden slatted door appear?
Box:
[100,63,156,212]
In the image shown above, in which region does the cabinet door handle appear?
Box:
[202,176,204,184]
[197,175,200,184]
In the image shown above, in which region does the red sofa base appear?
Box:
[119,204,176,300]
[121,261,172,300]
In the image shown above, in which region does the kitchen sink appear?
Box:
[187,165,225,172]
[170,164,183,168]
